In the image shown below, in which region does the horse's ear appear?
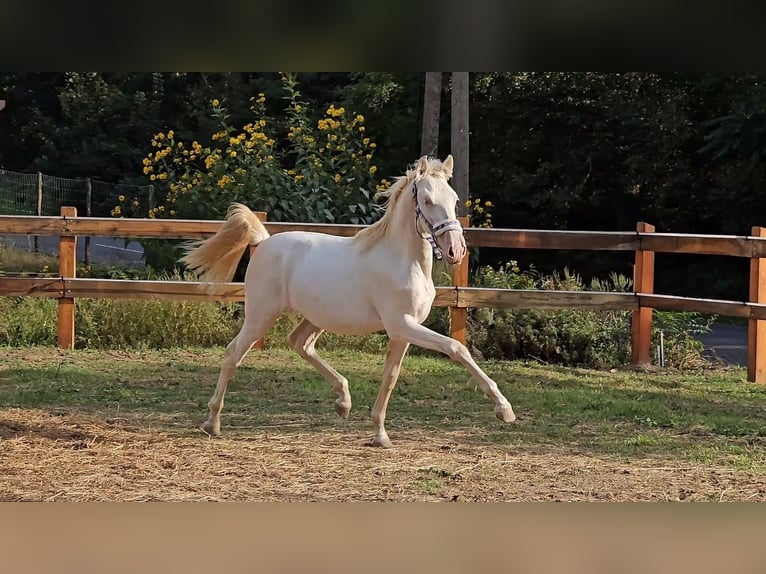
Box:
[443,155,454,178]
[415,155,430,179]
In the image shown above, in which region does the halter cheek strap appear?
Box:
[412,181,463,260]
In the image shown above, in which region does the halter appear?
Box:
[412,180,463,260]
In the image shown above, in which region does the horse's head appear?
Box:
[411,155,467,266]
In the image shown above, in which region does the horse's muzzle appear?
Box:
[439,230,467,266]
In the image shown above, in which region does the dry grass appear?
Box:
[3,346,766,501]
[2,407,766,502]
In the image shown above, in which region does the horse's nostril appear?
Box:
[448,247,455,259]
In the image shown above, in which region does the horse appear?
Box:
[181,155,516,447]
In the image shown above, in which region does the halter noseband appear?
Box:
[412,180,463,260]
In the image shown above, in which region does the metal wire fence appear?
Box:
[0,169,151,265]
[0,168,152,217]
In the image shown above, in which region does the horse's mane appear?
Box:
[354,157,451,252]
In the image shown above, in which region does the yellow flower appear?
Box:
[356,114,364,122]
[111,206,121,216]
[150,174,156,181]
[485,200,493,207]
[359,126,365,132]
[362,138,370,145]
[369,166,377,175]
[158,173,168,180]
[212,99,220,107]
[369,142,376,149]
[167,130,174,139]
[334,174,341,183]
[133,200,139,207]
[170,210,176,216]
[118,195,125,202]
[230,151,237,158]
[465,200,472,207]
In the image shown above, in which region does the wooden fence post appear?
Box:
[631,222,655,366]
[449,216,470,344]
[250,211,268,350]
[748,226,766,383]
[58,206,77,349]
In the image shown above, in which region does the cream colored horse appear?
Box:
[182,155,515,447]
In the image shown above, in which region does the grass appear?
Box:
[0,241,59,275]
[2,346,765,471]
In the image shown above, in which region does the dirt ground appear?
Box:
[2,408,766,501]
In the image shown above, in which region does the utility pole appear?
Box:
[451,72,469,216]
[420,72,442,157]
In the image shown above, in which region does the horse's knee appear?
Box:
[445,339,469,361]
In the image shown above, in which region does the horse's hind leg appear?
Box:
[202,309,280,436]
[288,318,352,418]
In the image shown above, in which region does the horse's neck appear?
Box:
[387,196,434,279]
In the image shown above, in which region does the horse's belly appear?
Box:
[288,274,384,335]
[297,301,384,335]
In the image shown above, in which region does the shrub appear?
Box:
[425,261,714,369]
[114,73,386,225]
[462,261,715,367]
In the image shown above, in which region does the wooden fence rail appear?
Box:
[2,208,766,382]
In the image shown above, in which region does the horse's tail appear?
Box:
[180,203,269,284]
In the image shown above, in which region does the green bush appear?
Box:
[458,262,714,368]
[0,297,58,346]
[0,249,715,368]
[0,294,242,350]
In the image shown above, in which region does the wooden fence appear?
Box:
[3,208,766,382]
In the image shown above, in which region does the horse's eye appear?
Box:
[424,198,433,206]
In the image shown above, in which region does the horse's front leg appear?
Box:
[384,315,516,423]
[369,339,410,448]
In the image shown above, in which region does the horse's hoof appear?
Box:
[369,435,393,448]
[334,399,351,419]
[201,421,221,436]
[495,404,516,423]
